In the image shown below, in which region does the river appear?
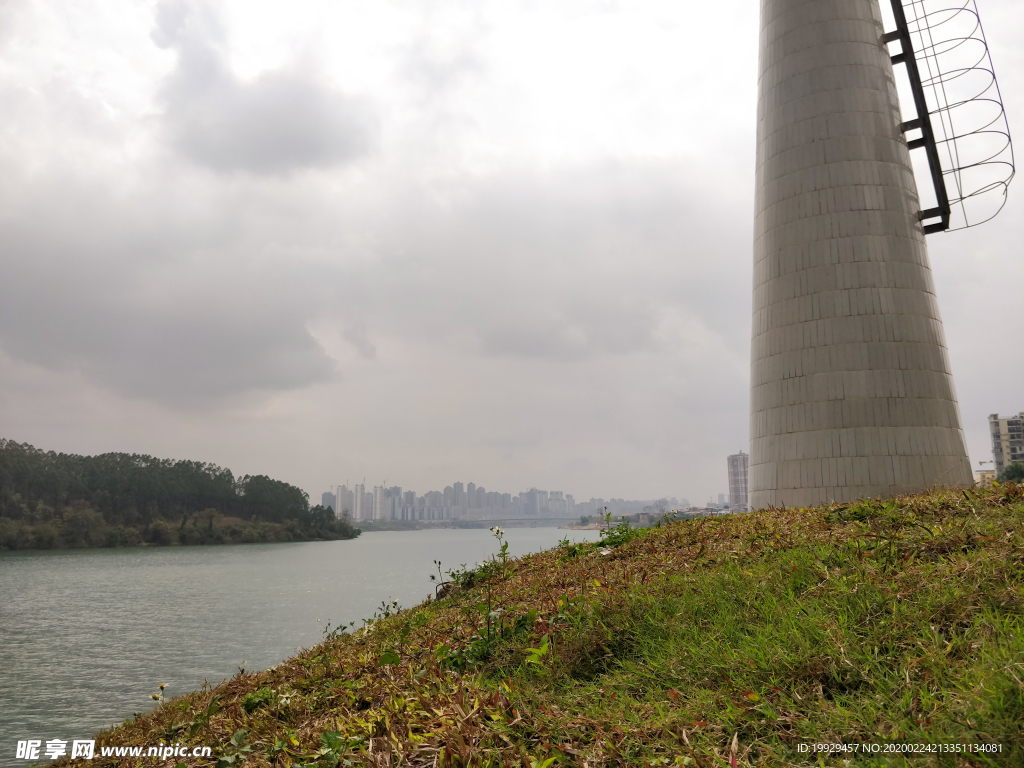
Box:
[0,527,601,765]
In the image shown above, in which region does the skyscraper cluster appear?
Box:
[321,481,577,523]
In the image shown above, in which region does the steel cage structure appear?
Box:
[884,0,1015,233]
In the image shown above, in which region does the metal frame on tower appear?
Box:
[884,0,1014,233]
[885,0,951,233]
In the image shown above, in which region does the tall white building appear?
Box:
[353,483,366,521]
[727,452,749,512]
[335,485,355,519]
[372,486,384,521]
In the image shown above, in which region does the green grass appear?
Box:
[60,485,1024,767]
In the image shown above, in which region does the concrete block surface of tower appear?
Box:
[750,0,973,508]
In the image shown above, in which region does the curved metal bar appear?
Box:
[886,0,1014,232]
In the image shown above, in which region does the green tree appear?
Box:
[0,439,360,549]
[998,462,1024,483]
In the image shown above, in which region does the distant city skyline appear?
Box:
[320,477,695,522]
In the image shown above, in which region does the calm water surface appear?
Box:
[0,527,599,764]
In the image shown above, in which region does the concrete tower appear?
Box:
[751,0,973,508]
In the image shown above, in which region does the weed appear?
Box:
[242,687,273,713]
[321,618,356,641]
[557,540,594,561]
[525,634,551,666]
[599,512,643,549]
[148,682,167,705]
[214,729,252,768]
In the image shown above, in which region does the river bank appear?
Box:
[50,484,1024,766]
[0,527,601,763]
[0,513,359,550]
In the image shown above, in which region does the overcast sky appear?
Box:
[1,0,1021,505]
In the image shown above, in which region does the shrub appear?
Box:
[999,462,1024,483]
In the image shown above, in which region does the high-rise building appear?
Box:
[750,0,972,507]
[990,412,1024,476]
[523,489,539,516]
[372,486,402,521]
[727,452,750,512]
[336,485,355,518]
[321,491,336,512]
[353,483,365,521]
[548,491,565,516]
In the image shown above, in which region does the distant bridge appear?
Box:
[447,517,578,529]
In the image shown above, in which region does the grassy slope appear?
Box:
[63,485,1023,767]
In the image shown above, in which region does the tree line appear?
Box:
[0,439,359,550]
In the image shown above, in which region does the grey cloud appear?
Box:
[0,141,745,413]
[0,271,336,407]
[0,291,335,407]
[0,174,336,408]
[153,0,375,175]
[347,163,751,363]
[476,301,658,361]
[343,323,377,360]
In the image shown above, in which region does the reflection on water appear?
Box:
[0,527,600,764]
